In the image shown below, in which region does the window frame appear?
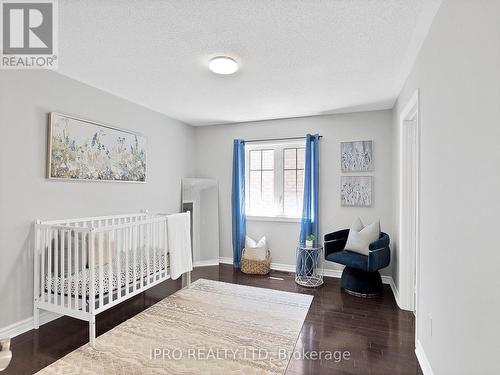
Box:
[283,147,306,217]
[244,140,305,221]
[247,148,275,216]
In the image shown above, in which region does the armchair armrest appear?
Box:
[324,229,350,242]
[367,233,391,272]
[369,232,390,251]
[324,229,349,258]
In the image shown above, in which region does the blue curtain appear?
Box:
[297,134,320,275]
[300,134,320,244]
[232,139,246,268]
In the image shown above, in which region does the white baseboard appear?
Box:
[267,262,295,273]
[218,257,396,291]
[193,259,220,267]
[0,310,61,339]
[415,340,434,375]
[219,257,233,266]
[389,277,403,309]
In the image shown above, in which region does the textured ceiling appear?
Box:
[58,0,442,126]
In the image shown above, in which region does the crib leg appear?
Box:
[89,315,96,348]
[33,306,40,329]
[182,271,191,288]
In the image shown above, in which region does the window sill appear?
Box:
[247,215,301,223]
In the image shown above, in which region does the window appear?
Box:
[248,149,275,215]
[283,148,305,216]
[245,141,305,219]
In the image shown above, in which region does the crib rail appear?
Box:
[38,212,154,226]
[34,213,169,319]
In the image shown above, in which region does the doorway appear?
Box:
[399,89,420,315]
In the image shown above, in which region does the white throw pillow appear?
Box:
[344,218,380,256]
[245,235,266,249]
[351,217,364,232]
[244,235,268,261]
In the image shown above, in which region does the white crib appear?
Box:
[33,212,189,347]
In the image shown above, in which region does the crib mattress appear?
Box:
[44,251,168,298]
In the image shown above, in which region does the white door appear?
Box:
[402,118,418,312]
[399,90,420,313]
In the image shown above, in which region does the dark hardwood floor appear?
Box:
[5,265,422,374]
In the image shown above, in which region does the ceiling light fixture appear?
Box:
[209,56,238,75]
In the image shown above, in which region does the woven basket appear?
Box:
[241,249,271,275]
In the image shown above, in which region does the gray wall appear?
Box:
[195,111,393,275]
[0,70,196,328]
[392,1,500,373]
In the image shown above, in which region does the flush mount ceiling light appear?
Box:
[209,56,238,75]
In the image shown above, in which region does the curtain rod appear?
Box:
[243,135,322,144]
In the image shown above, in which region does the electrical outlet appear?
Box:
[428,313,433,337]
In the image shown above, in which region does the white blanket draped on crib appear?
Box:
[167,212,193,280]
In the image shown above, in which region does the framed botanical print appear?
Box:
[341,176,373,207]
[47,112,147,182]
[341,140,373,172]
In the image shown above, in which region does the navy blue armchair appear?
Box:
[324,229,390,297]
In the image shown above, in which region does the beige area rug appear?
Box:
[37,279,313,374]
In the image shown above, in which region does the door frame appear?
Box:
[399,89,421,324]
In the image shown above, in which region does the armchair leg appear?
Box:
[341,267,383,298]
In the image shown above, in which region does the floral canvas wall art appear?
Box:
[48,113,147,182]
[341,176,372,206]
[341,140,373,172]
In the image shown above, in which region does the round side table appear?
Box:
[295,244,324,287]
